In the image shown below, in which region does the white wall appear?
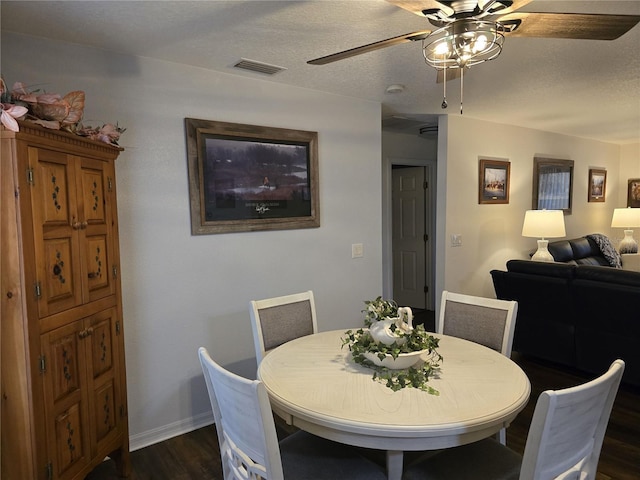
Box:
[619,143,640,206]
[438,115,629,298]
[2,32,384,449]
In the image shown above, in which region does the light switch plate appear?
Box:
[352,243,364,258]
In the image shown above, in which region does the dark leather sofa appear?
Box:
[546,236,613,266]
[491,239,640,386]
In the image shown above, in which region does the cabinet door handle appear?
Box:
[71,221,88,229]
[78,328,94,339]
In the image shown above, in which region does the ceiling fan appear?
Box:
[308,0,640,112]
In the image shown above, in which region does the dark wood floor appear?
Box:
[87,350,640,480]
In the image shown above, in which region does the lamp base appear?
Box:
[531,239,555,262]
[618,230,638,254]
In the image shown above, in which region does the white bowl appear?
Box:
[363,349,428,370]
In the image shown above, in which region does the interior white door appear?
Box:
[392,166,426,309]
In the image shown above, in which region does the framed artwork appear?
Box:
[478,158,510,204]
[532,157,574,214]
[628,178,640,208]
[185,118,319,234]
[588,169,606,202]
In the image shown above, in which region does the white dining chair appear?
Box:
[402,359,625,480]
[250,290,317,364]
[438,290,518,357]
[197,347,387,480]
[438,290,518,444]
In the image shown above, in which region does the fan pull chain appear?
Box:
[441,68,448,109]
[460,67,464,115]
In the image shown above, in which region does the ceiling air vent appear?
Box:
[233,58,287,76]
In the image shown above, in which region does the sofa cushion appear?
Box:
[570,237,599,259]
[547,240,576,263]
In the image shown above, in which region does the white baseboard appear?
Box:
[129,411,214,451]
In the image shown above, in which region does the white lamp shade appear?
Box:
[611,208,640,228]
[522,210,566,239]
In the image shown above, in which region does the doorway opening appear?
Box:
[388,163,436,331]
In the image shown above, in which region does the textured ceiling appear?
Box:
[2,0,639,144]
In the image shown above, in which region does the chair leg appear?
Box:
[386,450,404,480]
[497,427,506,445]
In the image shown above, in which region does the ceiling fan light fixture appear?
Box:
[422,19,505,115]
[423,19,505,69]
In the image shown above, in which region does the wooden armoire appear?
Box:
[1,121,130,479]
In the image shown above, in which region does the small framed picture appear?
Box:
[628,178,640,207]
[588,169,606,202]
[479,159,510,204]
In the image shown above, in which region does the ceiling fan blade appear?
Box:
[386,0,533,17]
[493,0,534,15]
[307,30,431,65]
[499,12,640,40]
[386,1,452,17]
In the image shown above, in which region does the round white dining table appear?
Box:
[258,329,531,480]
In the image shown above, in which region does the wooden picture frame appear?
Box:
[532,157,574,214]
[628,178,640,208]
[588,169,606,203]
[478,159,510,204]
[185,118,319,234]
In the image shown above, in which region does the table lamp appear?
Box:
[611,207,640,254]
[522,209,566,262]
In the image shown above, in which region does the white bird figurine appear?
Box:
[369,307,414,346]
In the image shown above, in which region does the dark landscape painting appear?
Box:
[202,136,311,221]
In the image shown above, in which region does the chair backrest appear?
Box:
[520,359,625,480]
[438,290,518,356]
[198,347,285,480]
[250,290,317,363]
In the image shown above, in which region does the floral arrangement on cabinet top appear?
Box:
[0,76,124,146]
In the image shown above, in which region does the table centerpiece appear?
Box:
[342,297,442,394]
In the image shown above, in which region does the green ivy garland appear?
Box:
[342,321,443,394]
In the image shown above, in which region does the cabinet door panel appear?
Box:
[85,234,110,294]
[86,308,123,454]
[43,238,78,307]
[40,161,72,225]
[53,403,87,479]
[41,322,91,480]
[93,381,117,444]
[30,147,83,317]
[80,168,106,224]
[78,158,116,302]
[89,313,114,378]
